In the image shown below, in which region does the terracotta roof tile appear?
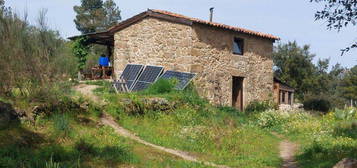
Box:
[150,9,280,40]
[107,9,279,40]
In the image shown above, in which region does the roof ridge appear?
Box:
[148,9,280,40]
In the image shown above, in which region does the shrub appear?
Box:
[182,83,208,108]
[297,136,357,168]
[0,7,76,98]
[144,79,177,94]
[303,97,332,113]
[245,100,277,114]
[334,120,357,139]
[123,95,145,115]
[256,110,287,128]
[334,107,357,120]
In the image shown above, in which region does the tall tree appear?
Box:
[74,0,105,34]
[273,41,317,99]
[339,65,357,104]
[310,0,357,54]
[103,0,121,28]
[73,0,121,34]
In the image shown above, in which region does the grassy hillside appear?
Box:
[92,81,282,168]
[0,90,215,168]
[1,80,356,168]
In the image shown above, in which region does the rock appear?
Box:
[333,158,357,168]
[0,101,18,129]
[143,97,172,112]
[121,97,173,115]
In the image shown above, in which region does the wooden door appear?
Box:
[232,76,244,111]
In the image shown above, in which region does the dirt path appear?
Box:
[272,132,299,168]
[280,140,299,168]
[74,83,230,168]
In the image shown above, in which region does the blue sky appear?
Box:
[5,0,357,68]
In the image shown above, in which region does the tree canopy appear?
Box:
[273,41,356,107]
[311,0,357,54]
[73,0,121,34]
[340,65,357,102]
[273,41,316,99]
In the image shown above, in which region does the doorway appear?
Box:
[232,76,244,111]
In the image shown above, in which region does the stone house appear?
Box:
[70,9,281,110]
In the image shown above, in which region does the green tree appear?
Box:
[310,0,357,54]
[73,0,121,34]
[273,41,316,99]
[340,66,357,104]
[74,0,105,34]
[71,37,90,80]
[103,0,121,28]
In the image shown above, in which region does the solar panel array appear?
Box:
[114,64,196,92]
[160,70,196,90]
[131,65,164,91]
[120,64,144,90]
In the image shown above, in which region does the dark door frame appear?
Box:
[232,76,244,111]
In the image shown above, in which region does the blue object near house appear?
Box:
[99,56,109,66]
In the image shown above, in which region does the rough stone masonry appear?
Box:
[113,13,276,109]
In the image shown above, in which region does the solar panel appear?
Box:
[160,70,196,90]
[131,65,164,91]
[120,64,144,90]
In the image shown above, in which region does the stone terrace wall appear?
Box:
[190,24,274,107]
[113,18,274,108]
[113,18,193,76]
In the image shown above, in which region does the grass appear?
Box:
[0,95,212,168]
[93,81,282,168]
[254,108,357,168]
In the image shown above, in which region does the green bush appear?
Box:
[123,95,145,116]
[334,107,357,120]
[334,120,357,139]
[181,83,208,108]
[256,110,287,128]
[303,97,332,113]
[245,100,276,114]
[297,136,357,168]
[144,79,177,94]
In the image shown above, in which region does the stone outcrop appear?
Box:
[114,17,274,108]
[121,97,173,115]
[333,158,357,168]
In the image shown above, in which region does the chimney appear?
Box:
[209,7,214,22]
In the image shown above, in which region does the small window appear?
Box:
[233,38,244,55]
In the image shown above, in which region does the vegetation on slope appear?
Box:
[255,107,357,168]
[92,80,281,168]
[0,91,217,168]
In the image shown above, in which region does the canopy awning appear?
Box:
[68,31,114,46]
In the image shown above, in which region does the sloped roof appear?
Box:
[69,9,280,45]
[108,9,280,40]
[274,77,295,92]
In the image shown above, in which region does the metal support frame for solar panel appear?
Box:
[131,65,164,91]
[113,64,144,92]
[159,70,196,90]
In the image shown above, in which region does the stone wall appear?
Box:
[113,17,274,108]
[114,18,193,76]
[190,24,274,107]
